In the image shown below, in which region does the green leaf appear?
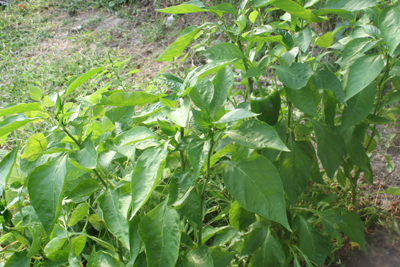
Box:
[213,109,259,124]
[311,121,345,178]
[318,208,342,238]
[337,38,372,67]
[129,216,141,264]
[65,67,104,98]
[157,0,205,14]
[202,43,245,61]
[138,201,181,267]
[315,31,335,48]
[210,66,234,119]
[184,245,214,267]
[28,155,68,234]
[315,0,378,16]
[273,63,312,90]
[68,202,90,227]
[293,27,312,53]
[112,126,159,146]
[379,5,400,55]
[345,54,383,101]
[225,120,289,151]
[71,235,87,256]
[279,140,313,204]
[190,78,214,115]
[270,0,324,22]
[297,215,331,267]
[70,136,97,169]
[162,97,190,127]
[185,59,235,87]
[341,83,375,130]
[240,222,269,256]
[44,237,68,257]
[285,85,319,117]
[0,147,18,191]
[29,86,43,101]
[174,187,202,225]
[223,155,290,230]
[384,187,400,195]
[248,227,285,267]
[67,179,101,200]
[346,136,371,176]
[0,103,44,116]
[99,92,159,106]
[204,3,237,16]
[98,189,130,249]
[312,70,346,105]
[131,145,168,218]
[0,114,40,137]
[229,201,256,231]
[337,211,366,252]
[157,25,203,61]
[4,251,30,267]
[21,133,48,161]
[210,247,235,267]
[187,138,210,179]
[27,225,43,258]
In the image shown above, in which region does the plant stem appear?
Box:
[117,240,124,262]
[198,135,215,247]
[350,170,361,211]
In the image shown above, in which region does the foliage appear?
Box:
[1,0,400,266]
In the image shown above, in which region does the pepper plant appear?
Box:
[1,0,400,266]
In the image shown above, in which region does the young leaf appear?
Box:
[157,0,205,14]
[379,5,400,55]
[202,43,245,61]
[312,70,346,105]
[131,145,168,218]
[273,63,312,90]
[21,133,48,161]
[223,155,290,230]
[225,120,289,151]
[138,201,181,267]
[28,155,68,234]
[337,211,367,252]
[162,97,190,128]
[68,202,90,227]
[293,27,312,53]
[210,66,233,119]
[248,227,285,267]
[190,78,214,115]
[29,85,43,101]
[187,138,210,179]
[315,0,378,16]
[70,136,97,169]
[65,67,104,98]
[99,92,159,106]
[311,121,345,179]
[345,54,383,101]
[270,0,324,22]
[184,245,214,267]
[71,235,87,256]
[0,147,18,191]
[285,84,319,117]
[383,187,400,195]
[98,189,130,249]
[213,109,259,124]
[0,115,40,137]
[0,103,43,116]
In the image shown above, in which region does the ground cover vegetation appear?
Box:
[1,0,400,266]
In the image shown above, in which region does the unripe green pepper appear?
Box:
[250,88,281,126]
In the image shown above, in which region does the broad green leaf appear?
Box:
[162,97,190,127]
[174,187,202,225]
[0,114,39,137]
[270,0,324,22]
[184,245,214,267]
[70,136,97,169]
[346,137,371,180]
[379,5,400,55]
[68,202,90,227]
[384,187,400,195]
[318,208,342,238]
[240,222,269,256]
[345,54,383,101]
[190,78,214,115]
[138,201,181,267]
[210,247,235,267]
[129,216,141,264]
[312,70,346,105]
[315,0,378,16]
[243,66,262,78]
[323,90,337,126]
[213,109,259,124]
[293,27,312,53]
[71,235,87,256]
[97,251,121,266]
[187,138,210,179]
[112,126,159,146]
[44,237,68,257]
[65,67,104,98]
[341,83,375,130]
[223,155,290,230]
[273,63,312,90]
[168,172,196,205]
[279,140,312,204]
[99,92,159,106]
[337,38,372,67]
[248,227,285,267]
[315,31,335,48]
[229,201,256,231]
[212,227,238,247]
[185,59,235,87]
[157,25,202,61]
[202,43,245,61]
[4,251,30,267]
[0,147,18,190]
[131,145,168,218]
[297,215,330,267]
[67,179,101,200]
[27,225,43,258]
[157,0,205,14]
[225,120,289,151]
[0,103,43,116]
[285,85,319,117]
[311,121,345,179]
[337,211,366,252]
[21,133,48,161]
[192,108,213,133]
[28,155,68,234]
[29,86,43,101]
[98,189,130,249]
[204,3,236,16]
[210,66,233,118]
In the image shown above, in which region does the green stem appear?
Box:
[117,240,124,262]
[350,170,361,211]
[198,135,215,247]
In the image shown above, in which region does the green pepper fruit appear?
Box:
[250,89,281,126]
